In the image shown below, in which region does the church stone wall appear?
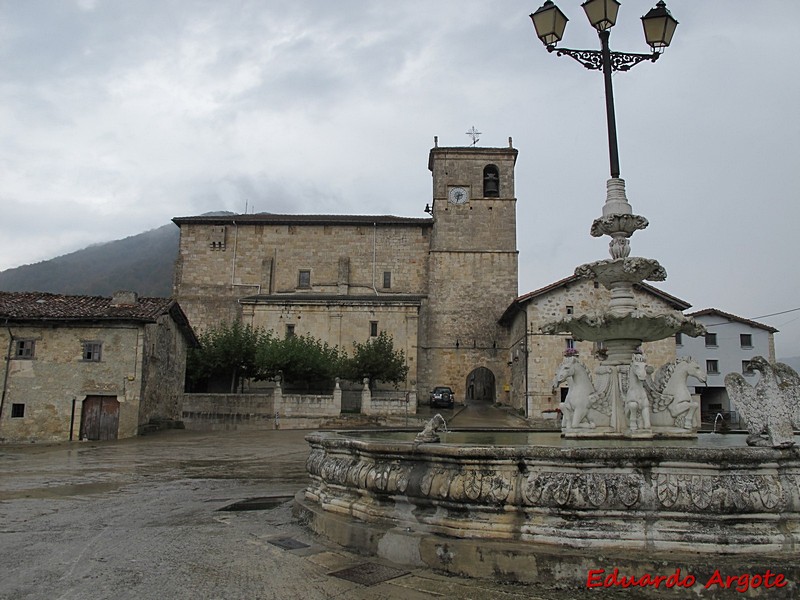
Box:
[174,220,431,334]
[429,199,517,252]
[241,300,420,388]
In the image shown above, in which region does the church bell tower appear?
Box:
[420,139,519,405]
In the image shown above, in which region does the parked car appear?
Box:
[429,386,455,408]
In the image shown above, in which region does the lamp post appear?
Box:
[530,0,678,178]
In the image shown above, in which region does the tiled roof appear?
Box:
[688,308,779,333]
[173,213,433,226]
[0,291,176,322]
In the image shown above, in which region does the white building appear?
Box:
[676,308,777,427]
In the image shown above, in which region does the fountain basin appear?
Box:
[298,429,800,585]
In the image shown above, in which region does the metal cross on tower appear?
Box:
[465,126,481,146]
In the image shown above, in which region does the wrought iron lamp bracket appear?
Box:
[546,46,659,72]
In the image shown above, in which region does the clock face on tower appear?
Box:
[448,186,469,205]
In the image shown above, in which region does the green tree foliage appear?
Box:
[187,321,271,393]
[255,334,343,389]
[342,332,409,388]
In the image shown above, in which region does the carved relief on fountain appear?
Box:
[552,350,705,438]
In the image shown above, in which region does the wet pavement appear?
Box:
[0,409,791,599]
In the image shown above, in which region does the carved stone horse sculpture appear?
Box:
[647,357,704,431]
[553,356,597,429]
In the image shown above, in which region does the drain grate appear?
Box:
[268,537,310,551]
[329,563,410,586]
[218,496,292,512]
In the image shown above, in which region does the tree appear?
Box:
[255,334,343,389]
[187,321,271,393]
[342,332,409,388]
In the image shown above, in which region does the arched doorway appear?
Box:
[465,367,496,404]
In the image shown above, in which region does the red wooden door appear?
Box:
[80,396,120,440]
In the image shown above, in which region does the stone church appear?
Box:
[173,141,680,420]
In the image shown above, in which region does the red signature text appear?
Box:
[586,568,787,592]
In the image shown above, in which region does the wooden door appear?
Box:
[80,396,120,440]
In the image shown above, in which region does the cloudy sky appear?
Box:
[1,1,799,357]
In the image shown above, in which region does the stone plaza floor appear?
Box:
[0,406,795,599]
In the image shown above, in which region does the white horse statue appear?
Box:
[625,353,651,431]
[647,357,705,430]
[553,356,599,429]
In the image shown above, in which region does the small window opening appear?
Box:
[298,270,311,288]
[14,340,35,359]
[370,321,379,337]
[383,271,391,289]
[286,324,296,338]
[11,403,25,418]
[82,342,103,362]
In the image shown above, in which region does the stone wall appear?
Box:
[182,382,420,429]
[139,312,190,429]
[362,387,417,416]
[174,221,432,334]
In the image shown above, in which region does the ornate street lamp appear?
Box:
[530,0,678,178]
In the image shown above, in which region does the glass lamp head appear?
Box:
[581,0,620,32]
[530,1,569,47]
[642,1,678,51]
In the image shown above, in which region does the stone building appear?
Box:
[500,276,691,423]
[173,142,519,403]
[0,291,197,443]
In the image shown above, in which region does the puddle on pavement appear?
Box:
[218,495,294,512]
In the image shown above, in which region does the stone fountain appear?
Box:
[544,178,706,439]
[296,181,800,587]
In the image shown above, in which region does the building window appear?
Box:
[82,342,103,362]
[705,333,718,347]
[483,164,500,197]
[706,360,719,374]
[740,334,753,348]
[742,360,754,375]
[565,338,576,350]
[566,305,574,315]
[286,324,295,338]
[675,332,683,346]
[383,271,391,289]
[370,321,379,337]
[14,340,35,359]
[11,403,25,418]
[298,270,311,288]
